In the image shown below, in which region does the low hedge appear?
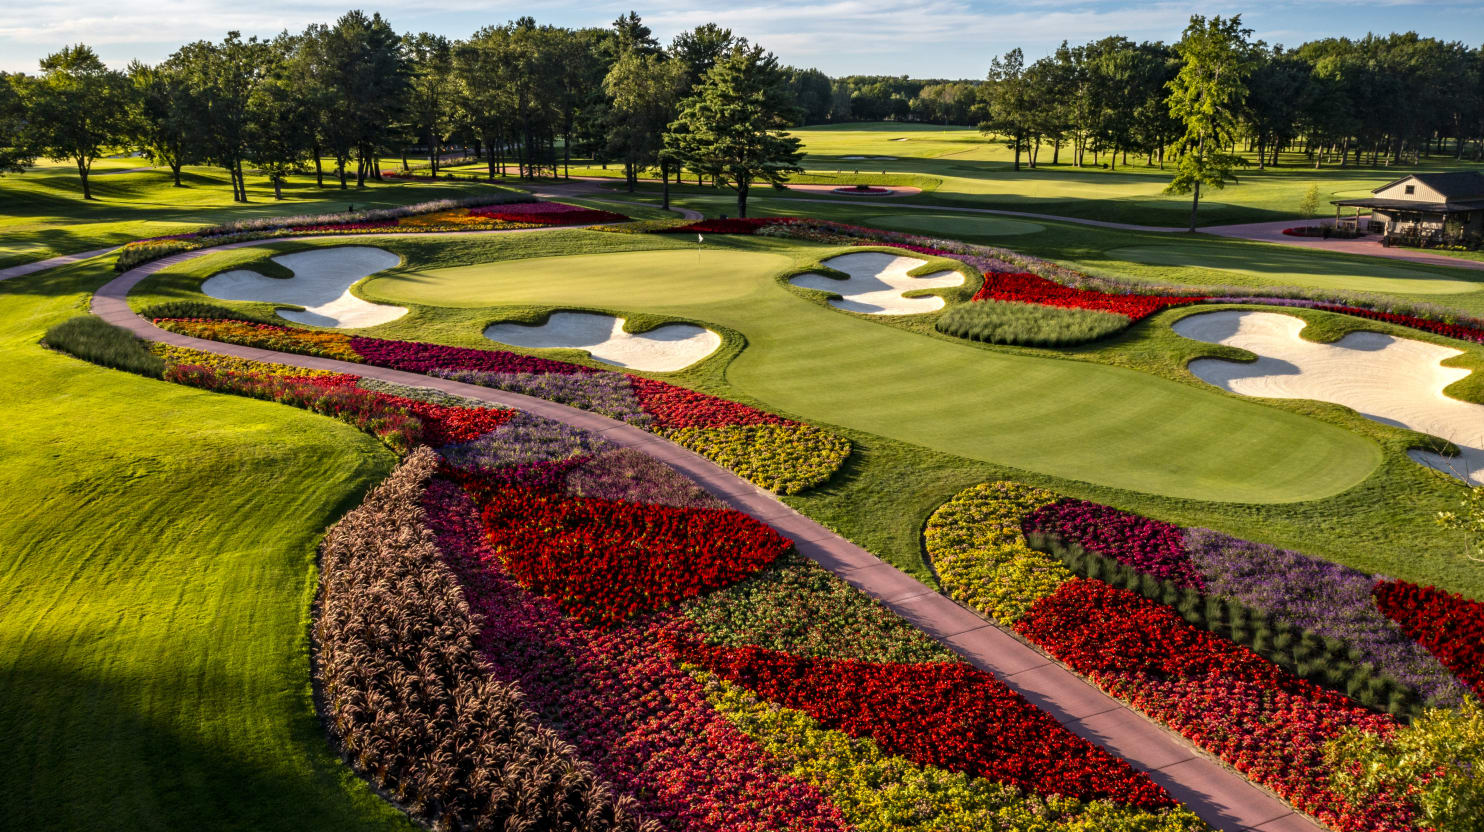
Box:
[43,316,164,378]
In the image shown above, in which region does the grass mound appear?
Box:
[139,300,278,324]
[43,316,164,377]
[937,299,1130,346]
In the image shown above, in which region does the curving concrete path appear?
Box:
[71,229,1325,832]
[0,246,120,281]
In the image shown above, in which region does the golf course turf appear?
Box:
[155,235,1382,503]
[0,259,409,830]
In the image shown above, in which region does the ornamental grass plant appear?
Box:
[935,300,1131,346]
[43,316,164,378]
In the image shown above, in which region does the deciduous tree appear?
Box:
[1165,15,1254,230]
[21,45,132,199]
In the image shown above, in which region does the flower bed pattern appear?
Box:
[72,328,1211,831]
[153,317,851,494]
[926,480,1484,831]
[1015,579,1413,832]
[1372,580,1484,699]
[971,273,1208,322]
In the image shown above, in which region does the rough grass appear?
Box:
[0,257,411,830]
[43,315,165,377]
[937,300,1131,346]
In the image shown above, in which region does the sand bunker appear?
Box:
[202,246,406,328]
[484,311,721,372]
[790,252,964,315]
[1175,309,1484,483]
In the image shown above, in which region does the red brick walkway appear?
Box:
[83,231,1324,832]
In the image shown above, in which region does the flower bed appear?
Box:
[925,480,1484,831]
[655,217,802,235]
[1373,580,1484,699]
[1023,499,1206,590]
[114,198,627,271]
[668,636,1176,808]
[1015,579,1413,832]
[314,449,646,831]
[972,273,1208,321]
[154,316,852,493]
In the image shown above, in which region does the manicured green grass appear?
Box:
[0,258,411,830]
[863,212,1046,237]
[145,233,1378,504]
[0,161,523,268]
[644,192,1484,319]
[557,122,1484,228]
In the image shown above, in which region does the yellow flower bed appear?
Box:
[697,670,1210,832]
[148,343,344,378]
[663,423,851,495]
[923,481,1073,624]
[153,318,364,363]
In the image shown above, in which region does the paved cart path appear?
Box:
[68,228,1326,832]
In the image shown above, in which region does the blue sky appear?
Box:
[5,1,1482,77]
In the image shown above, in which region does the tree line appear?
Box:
[2,9,1482,225]
[0,10,805,216]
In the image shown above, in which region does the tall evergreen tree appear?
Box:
[665,44,803,218]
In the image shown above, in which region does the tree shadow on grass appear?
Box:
[0,656,411,832]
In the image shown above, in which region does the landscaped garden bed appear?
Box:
[925,481,1482,832]
[147,313,851,494]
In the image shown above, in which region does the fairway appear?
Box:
[864,212,1045,237]
[0,262,409,830]
[1104,243,1483,295]
[362,243,1381,503]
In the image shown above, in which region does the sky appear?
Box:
[5,0,1483,78]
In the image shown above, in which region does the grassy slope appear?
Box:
[0,258,410,831]
[547,121,1484,228]
[0,160,523,268]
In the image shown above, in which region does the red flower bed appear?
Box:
[379,396,514,446]
[629,377,789,429]
[1312,303,1484,345]
[349,336,595,376]
[973,273,1208,321]
[1015,578,1413,832]
[1023,499,1205,590]
[465,478,790,625]
[1373,579,1484,699]
[667,636,1175,808]
[660,217,799,234]
[469,203,627,226]
[287,218,401,234]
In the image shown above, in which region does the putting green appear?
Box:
[365,245,1381,503]
[865,213,1045,237]
[1105,244,1481,295]
[367,249,788,308]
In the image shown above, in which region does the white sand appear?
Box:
[202,246,406,328]
[484,311,721,372]
[790,252,964,315]
[1175,309,1484,483]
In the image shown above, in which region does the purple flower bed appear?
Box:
[1023,500,1207,591]
[350,336,596,376]
[438,411,612,471]
[566,448,726,509]
[1183,528,1470,707]
[434,369,651,425]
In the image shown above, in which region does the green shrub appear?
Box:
[43,316,165,378]
[936,300,1130,347]
[138,301,278,325]
[115,239,201,272]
